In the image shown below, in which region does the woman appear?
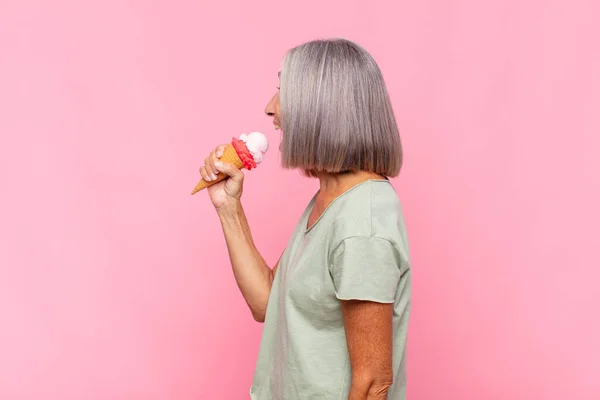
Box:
[200,38,411,399]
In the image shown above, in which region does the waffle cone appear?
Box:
[191,144,245,194]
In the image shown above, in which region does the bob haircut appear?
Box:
[279,38,403,177]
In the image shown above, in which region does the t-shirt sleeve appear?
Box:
[329,236,402,303]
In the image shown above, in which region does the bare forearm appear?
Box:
[217,201,274,321]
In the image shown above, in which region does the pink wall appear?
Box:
[1,0,598,399]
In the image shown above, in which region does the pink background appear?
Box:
[1,0,598,399]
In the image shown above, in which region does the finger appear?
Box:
[215,144,227,158]
[214,161,244,183]
[210,150,220,173]
[204,156,217,181]
[199,166,210,182]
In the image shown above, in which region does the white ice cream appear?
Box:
[239,132,269,164]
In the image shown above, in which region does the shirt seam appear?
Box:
[330,235,400,265]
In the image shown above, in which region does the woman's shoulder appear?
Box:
[329,180,406,241]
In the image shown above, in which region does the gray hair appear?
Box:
[280,38,402,177]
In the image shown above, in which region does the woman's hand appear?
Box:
[199,144,245,211]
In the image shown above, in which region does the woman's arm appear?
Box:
[218,200,279,322]
[342,300,394,400]
[200,148,279,322]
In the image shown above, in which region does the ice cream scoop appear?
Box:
[191,132,269,195]
[239,132,269,164]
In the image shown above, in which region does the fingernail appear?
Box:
[211,174,217,180]
[215,161,223,169]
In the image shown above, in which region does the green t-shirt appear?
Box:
[250,180,411,399]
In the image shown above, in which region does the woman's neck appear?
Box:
[316,171,385,199]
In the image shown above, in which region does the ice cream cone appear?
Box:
[191,143,244,194]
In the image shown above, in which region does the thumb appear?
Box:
[214,161,244,182]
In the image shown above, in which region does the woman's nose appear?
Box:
[265,94,276,116]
